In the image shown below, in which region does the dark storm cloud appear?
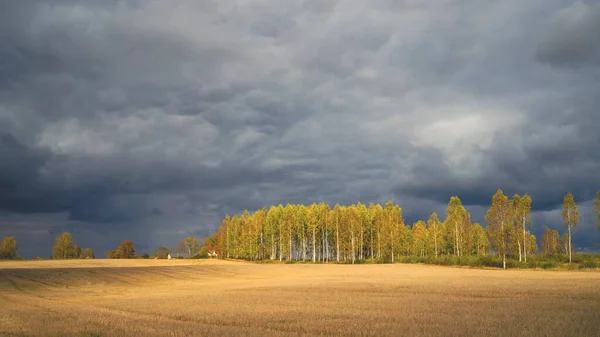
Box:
[535,2,600,68]
[0,0,599,257]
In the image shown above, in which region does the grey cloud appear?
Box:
[536,2,600,68]
[1,0,599,257]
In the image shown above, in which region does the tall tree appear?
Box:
[307,203,320,263]
[473,223,490,256]
[80,248,95,259]
[184,237,200,257]
[265,206,281,260]
[333,204,343,263]
[347,205,362,264]
[383,201,403,263]
[541,228,559,255]
[0,237,17,260]
[52,232,74,259]
[175,240,187,257]
[370,203,384,259]
[561,192,580,263]
[73,245,82,259]
[281,204,296,261]
[412,221,428,257]
[296,205,308,261]
[485,190,512,269]
[519,194,532,262]
[117,240,136,259]
[427,213,441,258]
[445,197,466,257]
[153,246,171,259]
[511,194,532,262]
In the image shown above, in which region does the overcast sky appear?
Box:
[1,0,599,258]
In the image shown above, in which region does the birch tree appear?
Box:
[333,204,343,263]
[295,205,308,261]
[541,228,559,255]
[307,203,319,262]
[485,190,512,269]
[445,197,466,257]
[427,213,441,258]
[412,221,427,257]
[561,192,580,264]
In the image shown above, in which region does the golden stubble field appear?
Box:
[0,260,599,337]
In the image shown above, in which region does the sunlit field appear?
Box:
[1,260,599,336]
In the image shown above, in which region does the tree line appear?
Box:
[203,190,600,269]
[1,190,598,264]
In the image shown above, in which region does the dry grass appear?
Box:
[1,260,599,337]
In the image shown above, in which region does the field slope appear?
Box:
[1,260,599,336]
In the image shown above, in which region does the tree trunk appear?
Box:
[360,229,363,260]
[302,236,306,261]
[501,222,505,269]
[434,225,438,258]
[370,229,374,258]
[289,233,292,261]
[518,239,522,262]
[391,230,394,263]
[351,234,355,265]
[523,216,527,263]
[455,224,459,256]
[568,225,572,264]
[313,228,316,263]
[279,232,283,262]
[271,233,275,260]
[325,222,329,263]
[378,232,381,259]
[336,225,340,263]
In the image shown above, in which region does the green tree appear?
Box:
[117,240,136,259]
[307,203,321,263]
[347,205,362,264]
[412,221,428,257]
[295,205,308,261]
[175,239,187,257]
[473,223,490,256]
[73,245,82,258]
[427,213,441,258]
[333,204,343,262]
[185,237,200,257]
[561,192,580,263]
[52,232,74,259]
[152,246,171,259]
[526,233,538,255]
[383,201,403,263]
[106,250,118,259]
[513,194,532,262]
[485,190,512,269]
[446,197,467,257]
[541,228,559,256]
[0,237,17,260]
[281,204,296,261]
[265,206,281,260]
[369,203,384,259]
[80,248,95,259]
